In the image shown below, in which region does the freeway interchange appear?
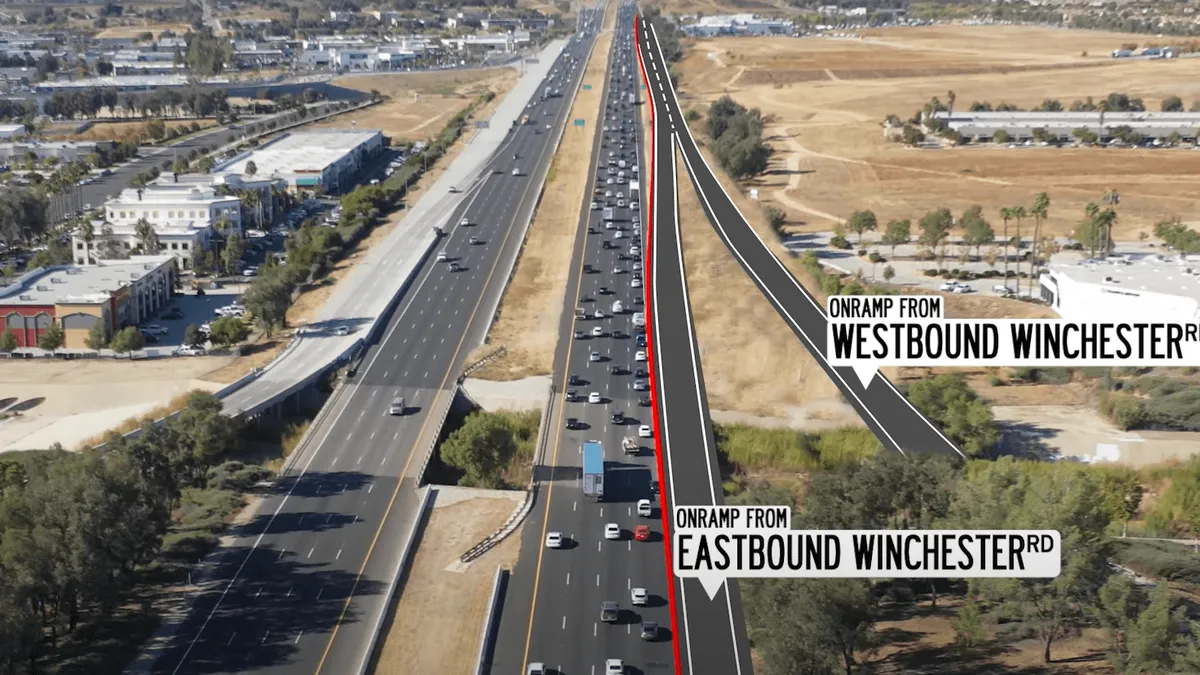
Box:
[140,2,968,674]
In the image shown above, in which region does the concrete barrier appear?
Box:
[474,567,509,675]
[415,385,461,487]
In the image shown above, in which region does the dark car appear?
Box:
[611,410,624,424]
[565,390,579,402]
[636,335,647,348]
[609,364,624,375]
[641,621,658,641]
[638,396,651,407]
[650,479,659,494]
[635,368,648,378]
[565,417,581,429]
[598,286,611,295]
[612,329,626,339]
[569,373,582,385]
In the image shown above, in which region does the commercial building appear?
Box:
[0,140,113,163]
[1039,256,1200,322]
[73,184,242,269]
[928,110,1200,143]
[0,255,176,350]
[0,123,25,139]
[682,13,796,37]
[217,129,384,192]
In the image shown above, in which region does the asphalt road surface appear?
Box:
[630,15,756,675]
[492,5,677,675]
[143,12,605,675]
[635,20,964,460]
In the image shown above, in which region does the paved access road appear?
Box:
[139,11,606,675]
[635,20,964,459]
[492,5,676,675]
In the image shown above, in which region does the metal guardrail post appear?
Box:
[474,567,508,675]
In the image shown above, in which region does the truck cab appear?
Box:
[622,437,639,455]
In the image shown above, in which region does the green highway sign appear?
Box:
[583,84,592,90]
[574,119,586,127]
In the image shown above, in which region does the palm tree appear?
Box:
[1098,100,1108,139]
[1098,208,1118,257]
[946,89,956,116]
[133,218,159,253]
[79,220,95,264]
[998,207,1013,288]
[1012,206,1027,290]
[1029,193,1050,296]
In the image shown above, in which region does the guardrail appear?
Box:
[462,345,508,378]
[356,486,434,675]
[474,567,508,675]
[415,385,461,487]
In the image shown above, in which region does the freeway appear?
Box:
[492,5,676,675]
[635,20,964,459]
[137,10,607,675]
[633,15,754,675]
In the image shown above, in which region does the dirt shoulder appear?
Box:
[372,490,524,674]
[468,0,619,380]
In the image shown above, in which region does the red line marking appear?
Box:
[635,15,684,675]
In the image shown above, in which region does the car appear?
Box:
[635,350,647,361]
[569,373,582,385]
[635,367,649,378]
[589,351,601,362]
[598,286,610,295]
[565,417,581,429]
[449,261,462,272]
[141,324,168,336]
[574,330,586,340]
[634,525,651,541]
[527,663,546,675]
[546,532,563,549]
[612,329,626,339]
[641,621,658,641]
[601,601,619,622]
[593,310,605,319]
[638,396,651,407]
[638,424,652,438]
[605,659,624,675]
[611,410,624,424]
[650,479,659,494]
[631,277,642,288]
[469,236,480,245]
[609,363,624,375]
[512,167,521,176]
[389,396,406,415]
[175,345,205,356]
[952,284,973,294]
[637,499,653,517]
[633,380,648,391]
[334,325,351,336]
[604,523,621,540]
[565,390,579,402]
[589,391,602,404]
[437,251,449,263]
[591,326,604,337]
[632,586,649,605]
[614,231,624,240]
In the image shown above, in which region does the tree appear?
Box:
[109,325,144,358]
[0,329,16,352]
[1095,574,1146,670]
[245,160,257,177]
[1029,192,1051,295]
[846,210,877,245]
[222,235,244,274]
[1010,205,1028,281]
[1098,467,1143,537]
[960,208,995,255]
[882,265,895,282]
[763,206,786,237]
[906,374,999,456]
[207,316,250,347]
[133,218,158,253]
[78,219,95,264]
[743,577,878,675]
[1161,95,1184,112]
[37,321,64,353]
[84,320,108,350]
[1124,585,1187,673]
[241,275,290,337]
[993,129,1011,144]
[881,219,911,256]
[440,412,519,488]
[918,207,954,266]
[97,223,125,259]
[183,323,206,348]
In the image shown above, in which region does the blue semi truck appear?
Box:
[583,440,604,500]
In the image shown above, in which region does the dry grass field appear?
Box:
[327,69,520,142]
[66,119,213,142]
[95,23,191,39]
[675,25,1200,241]
[470,0,618,380]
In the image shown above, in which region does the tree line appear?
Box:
[0,392,244,673]
[736,453,1199,675]
[40,87,231,122]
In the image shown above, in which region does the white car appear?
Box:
[589,351,601,362]
[591,326,604,337]
[546,532,563,549]
[637,499,652,517]
[615,231,624,239]
[589,392,602,404]
[604,523,621,540]
[606,659,624,675]
[938,281,961,291]
[437,251,448,262]
[631,587,649,605]
[334,325,351,336]
[460,217,470,226]
[952,285,973,294]
[594,310,605,319]
[635,350,647,362]
[631,277,642,289]
[633,380,648,391]
[638,424,652,438]
[512,167,521,176]
[630,246,640,257]
[175,345,205,356]
[527,664,546,675]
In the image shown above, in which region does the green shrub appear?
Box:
[1110,539,1200,585]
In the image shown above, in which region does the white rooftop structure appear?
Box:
[0,255,175,306]
[1040,254,1200,322]
[218,129,384,191]
[930,110,1200,141]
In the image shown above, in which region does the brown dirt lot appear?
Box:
[675,26,1200,242]
[326,69,520,142]
[470,0,618,380]
[95,23,191,39]
[67,120,215,143]
[373,492,523,675]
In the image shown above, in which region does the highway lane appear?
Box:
[493,5,675,675]
[146,15,605,675]
[636,22,963,459]
[631,17,754,675]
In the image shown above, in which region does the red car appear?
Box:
[634,525,651,541]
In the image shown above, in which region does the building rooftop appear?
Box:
[1047,254,1200,301]
[0,255,174,306]
[110,184,238,205]
[219,129,381,179]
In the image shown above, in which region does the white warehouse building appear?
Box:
[929,110,1200,142]
[218,129,384,192]
[1039,256,1200,322]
